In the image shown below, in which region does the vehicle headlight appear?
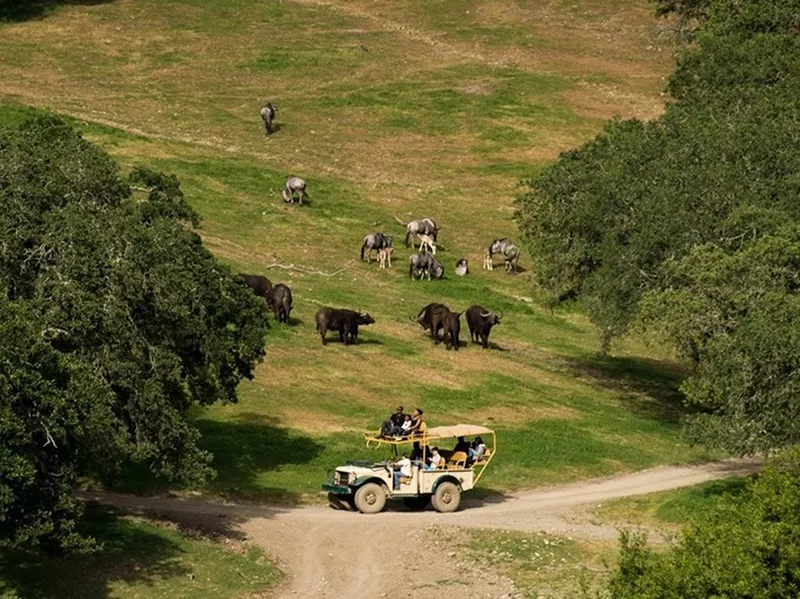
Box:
[348,472,357,484]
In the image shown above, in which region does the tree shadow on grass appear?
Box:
[562,354,693,424]
[0,0,113,22]
[196,413,323,503]
[105,413,322,506]
[0,504,189,599]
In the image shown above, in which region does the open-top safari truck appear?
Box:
[322,424,496,514]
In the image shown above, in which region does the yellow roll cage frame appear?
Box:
[364,424,496,486]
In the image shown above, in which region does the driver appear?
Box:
[392,453,412,490]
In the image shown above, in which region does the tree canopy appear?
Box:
[515,0,800,453]
[0,116,269,553]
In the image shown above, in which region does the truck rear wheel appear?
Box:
[354,482,387,514]
[402,495,431,511]
[432,481,461,513]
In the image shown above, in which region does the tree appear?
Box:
[608,449,800,598]
[515,0,800,449]
[0,115,269,552]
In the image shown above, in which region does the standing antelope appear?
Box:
[418,233,436,255]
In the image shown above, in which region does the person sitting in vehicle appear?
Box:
[380,405,407,438]
[400,414,413,436]
[393,454,412,490]
[408,408,425,435]
[425,447,445,470]
[467,437,486,465]
[453,436,470,454]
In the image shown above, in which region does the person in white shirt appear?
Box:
[393,455,412,489]
[400,414,412,435]
[468,437,486,464]
[426,447,444,470]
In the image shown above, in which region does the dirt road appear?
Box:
[84,459,758,599]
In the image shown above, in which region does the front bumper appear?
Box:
[322,483,352,495]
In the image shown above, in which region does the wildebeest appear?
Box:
[378,247,394,269]
[315,307,375,345]
[260,102,276,135]
[395,216,439,247]
[282,176,308,205]
[268,283,293,323]
[484,238,520,274]
[442,311,461,351]
[418,233,436,255]
[466,305,502,349]
[361,232,392,262]
[239,273,273,298]
[414,303,451,343]
[408,252,444,280]
[454,259,469,277]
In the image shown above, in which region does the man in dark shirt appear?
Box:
[453,436,470,454]
[390,405,406,429]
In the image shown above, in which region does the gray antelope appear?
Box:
[260,102,276,135]
[408,252,444,280]
[394,216,439,247]
[282,176,308,205]
[361,232,392,262]
[483,238,520,274]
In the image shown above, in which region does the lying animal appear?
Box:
[282,176,308,205]
[454,259,468,277]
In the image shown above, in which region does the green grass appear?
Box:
[594,476,750,528]
[0,0,701,507]
[0,505,281,599]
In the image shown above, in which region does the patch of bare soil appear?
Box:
[84,458,760,599]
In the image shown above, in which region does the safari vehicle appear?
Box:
[322,424,495,514]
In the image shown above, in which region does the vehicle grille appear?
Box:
[334,471,350,486]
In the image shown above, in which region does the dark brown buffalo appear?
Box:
[239,273,273,298]
[315,308,375,345]
[443,311,461,351]
[268,283,292,323]
[465,305,501,349]
[414,303,452,342]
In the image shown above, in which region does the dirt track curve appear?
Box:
[84,459,759,599]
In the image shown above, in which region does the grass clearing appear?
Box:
[0,505,281,599]
[593,476,750,530]
[0,0,712,506]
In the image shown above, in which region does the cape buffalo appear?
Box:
[466,305,501,349]
[239,273,272,298]
[268,283,293,323]
[443,311,461,351]
[316,307,375,345]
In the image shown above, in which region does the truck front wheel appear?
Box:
[432,482,461,513]
[354,482,387,514]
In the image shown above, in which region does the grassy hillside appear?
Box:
[0,0,711,502]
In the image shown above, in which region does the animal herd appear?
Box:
[248,101,520,350]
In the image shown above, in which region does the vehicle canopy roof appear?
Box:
[365,423,495,447]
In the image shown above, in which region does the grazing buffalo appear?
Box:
[414,303,451,343]
[454,259,469,277]
[409,252,444,280]
[268,284,293,323]
[443,311,462,351]
[466,305,502,349]
[315,307,375,345]
[361,232,392,262]
[260,102,276,135]
[395,216,439,247]
[239,273,273,298]
[282,176,308,205]
[484,238,520,274]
